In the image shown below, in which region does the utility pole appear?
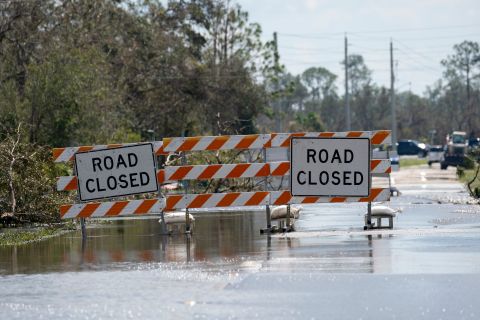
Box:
[344,34,350,131]
[390,40,397,150]
[273,32,281,133]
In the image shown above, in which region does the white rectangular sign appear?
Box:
[290,137,371,197]
[75,144,158,201]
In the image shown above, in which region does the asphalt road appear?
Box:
[1,163,479,320]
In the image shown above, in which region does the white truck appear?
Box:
[440,131,468,170]
[428,145,444,167]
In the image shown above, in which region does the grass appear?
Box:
[0,225,75,246]
[399,158,428,167]
[459,166,480,197]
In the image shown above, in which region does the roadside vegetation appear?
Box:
[0,0,479,227]
[0,224,76,246]
[399,158,428,168]
[0,126,73,227]
[457,151,480,199]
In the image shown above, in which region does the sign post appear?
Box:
[290,137,371,197]
[75,144,158,202]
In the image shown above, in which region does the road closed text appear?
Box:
[290,137,370,197]
[85,153,151,193]
[295,148,364,186]
[74,144,158,201]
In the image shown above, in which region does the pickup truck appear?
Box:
[428,145,444,167]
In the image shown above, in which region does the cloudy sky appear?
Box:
[237,0,480,95]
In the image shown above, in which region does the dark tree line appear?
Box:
[0,0,278,147]
[272,43,480,144]
[1,0,479,224]
[1,1,478,146]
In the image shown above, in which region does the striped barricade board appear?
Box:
[265,130,391,148]
[53,141,166,163]
[55,130,392,220]
[163,134,270,152]
[270,188,390,205]
[60,199,165,219]
[58,189,391,219]
[56,160,390,191]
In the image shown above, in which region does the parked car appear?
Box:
[428,145,444,167]
[397,140,429,157]
[469,137,480,150]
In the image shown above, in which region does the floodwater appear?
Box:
[1,165,480,319]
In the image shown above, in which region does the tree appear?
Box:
[441,41,480,136]
[23,48,119,146]
[442,41,480,104]
[340,54,373,130]
[0,125,71,225]
[342,54,372,96]
[301,67,336,102]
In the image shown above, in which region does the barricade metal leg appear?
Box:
[157,174,168,235]
[181,151,191,234]
[159,210,168,235]
[265,205,272,230]
[186,234,191,262]
[261,147,272,234]
[286,204,291,232]
[266,235,272,261]
[74,162,87,239]
[185,208,191,234]
[80,218,87,239]
[364,202,372,230]
[365,144,374,230]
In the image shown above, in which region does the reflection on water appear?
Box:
[0,210,386,275]
[2,205,479,276]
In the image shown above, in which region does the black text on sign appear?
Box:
[290,137,371,197]
[75,144,158,201]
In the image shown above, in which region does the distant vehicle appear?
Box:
[427,145,444,167]
[469,137,480,149]
[390,153,399,166]
[372,146,399,169]
[397,140,428,157]
[441,131,468,170]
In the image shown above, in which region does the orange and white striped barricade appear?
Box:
[162,134,270,152]
[56,161,292,191]
[265,130,391,148]
[164,192,270,211]
[54,141,166,237]
[55,141,166,193]
[53,141,166,163]
[269,188,391,206]
[55,130,394,236]
[162,133,271,233]
[266,130,392,230]
[60,199,165,219]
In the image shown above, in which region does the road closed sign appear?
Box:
[290,137,370,197]
[74,144,158,201]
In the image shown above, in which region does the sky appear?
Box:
[237,0,480,95]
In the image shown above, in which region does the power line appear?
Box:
[277,24,480,37]
[279,45,344,53]
[277,33,342,40]
[350,32,480,42]
[394,39,444,63]
[349,43,391,52]
[347,23,480,34]
[395,48,439,69]
[282,58,391,64]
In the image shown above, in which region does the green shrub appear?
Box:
[462,155,475,170]
[0,128,73,226]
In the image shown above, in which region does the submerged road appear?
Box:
[1,163,479,319]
